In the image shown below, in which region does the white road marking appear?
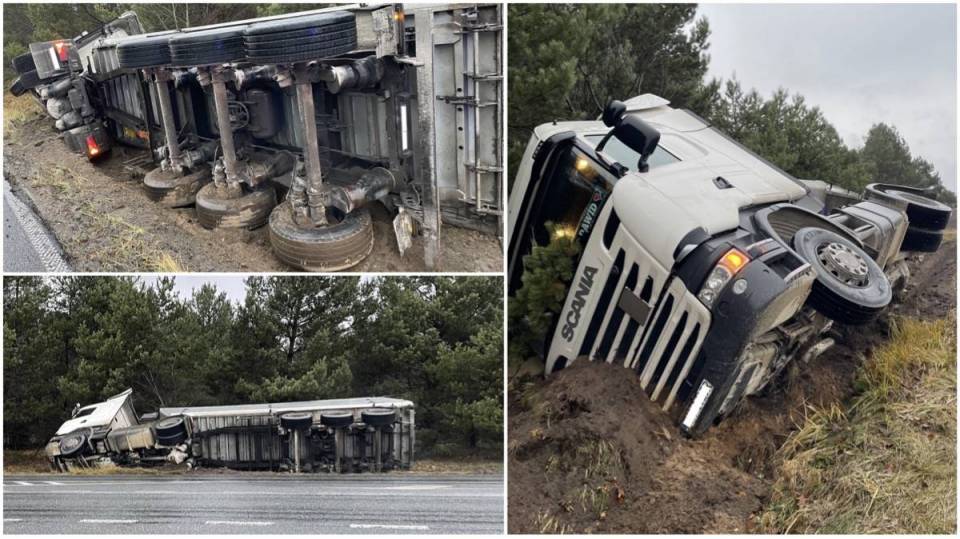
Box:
[43,481,63,486]
[4,489,500,498]
[382,485,450,491]
[13,482,33,486]
[350,524,430,530]
[205,520,274,526]
[4,518,24,522]
[79,519,137,524]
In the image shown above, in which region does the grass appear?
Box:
[3,450,175,476]
[760,316,957,534]
[3,91,42,141]
[3,449,52,474]
[409,456,503,475]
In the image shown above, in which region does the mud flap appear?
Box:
[393,207,415,256]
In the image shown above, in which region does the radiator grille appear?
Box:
[569,211,711,412]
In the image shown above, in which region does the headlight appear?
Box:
[697,248,749,307]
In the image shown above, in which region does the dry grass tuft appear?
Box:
[3,91,42,139]
[151,252,187,272]
[761,316,957,534]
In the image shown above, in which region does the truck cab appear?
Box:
[509,94,951,435]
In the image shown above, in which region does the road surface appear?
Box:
[3,180,70,272]
[2,474,503,534]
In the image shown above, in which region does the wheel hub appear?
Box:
[818,241,869,287]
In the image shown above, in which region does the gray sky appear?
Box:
[698,3,957,191]
[142,276,248,303]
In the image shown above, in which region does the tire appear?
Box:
[900,225,943,253]
[884,190,952,231]
[155,416,187,438]
[361,409,396,427]
[196,183,277,230]
[244,19,356,44]
[12,52,36,74]
[244,12,357,63]
[793,227,892,325]
[117,33,175,68]
[279,411,313,430]
[58,432,88,458]
[157,430,187,446]
[320,411,354,428]
[143,166,211,208]
[169,27,247,66]
[268,203,374,271]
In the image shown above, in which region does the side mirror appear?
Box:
[602,100,627,127]
[613,115,660,172]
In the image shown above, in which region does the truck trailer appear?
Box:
[9,3,503,271]
[508,94,952,436]
[44,389,415,473]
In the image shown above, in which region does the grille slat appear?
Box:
[662,324,703,409]
[650,315,696,401]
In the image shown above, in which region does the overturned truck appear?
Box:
[9,3,503,270]
[44,389,415,473]
[509,94,953,437]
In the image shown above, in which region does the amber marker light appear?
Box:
[698,248,751,307]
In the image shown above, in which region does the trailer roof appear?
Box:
[159,396,414,418]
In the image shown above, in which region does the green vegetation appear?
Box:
[761,317,957,533]
[508,3,954,205]
[3,276,502,457]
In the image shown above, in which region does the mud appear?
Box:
[508,237,957,533]
[3,112,502,272]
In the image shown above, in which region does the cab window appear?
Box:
[584,134,680,172]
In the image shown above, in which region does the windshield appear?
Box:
[584,134,680,172]
[509,139,619,294]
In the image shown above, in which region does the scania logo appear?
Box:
[561,266,598,341]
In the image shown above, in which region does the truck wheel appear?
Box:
[244,12,357,64]
[143,166,211,208]
[169,27,246,66]
[361,409,396,427]
[12,52,36,74]
[865,184,952,231]
[116,33,175,68]
[900,225,943,253]
[793,227,892,325]
[268,204,374,271]
[196,183,276,230]
[157,430,187,446]
[884,190,952,231]
[320,411,354,428]
[279,412,313,430]
[58,432,88,458]
[155,416,187,438]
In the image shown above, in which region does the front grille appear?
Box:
[554,206,711,412]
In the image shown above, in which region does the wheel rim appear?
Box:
[817,241,869,287]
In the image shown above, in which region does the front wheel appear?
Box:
[793,227,892,325]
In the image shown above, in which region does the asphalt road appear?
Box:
[2,474,503,534]
[3,180,70,272]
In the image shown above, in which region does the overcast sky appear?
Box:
[698,3,957,191]
[143,276,248,303]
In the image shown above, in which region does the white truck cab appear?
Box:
[509,95,952,435]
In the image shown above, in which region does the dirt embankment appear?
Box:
[3,102,502,273]
[508,239,956,533]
